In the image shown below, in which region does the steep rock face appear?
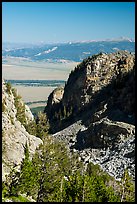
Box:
[2,80,43,181]
[46,51,135,180]
[45,87,65,124]
[62,51,134,113]
[46,87,64,114]
[46,51,135,131]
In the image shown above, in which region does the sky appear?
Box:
[2,2,135,44]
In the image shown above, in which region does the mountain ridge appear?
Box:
[2,39,135,62]
[2,50,135,202]
[45,50,135,180]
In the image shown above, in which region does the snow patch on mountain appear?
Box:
[34,52,42,56]
[34,46,58,56]
[44,46,58,54]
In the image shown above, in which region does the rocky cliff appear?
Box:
[2,80,43,181]
[63,51,134,111]
[46,50,135,180]
[46,51,134,121]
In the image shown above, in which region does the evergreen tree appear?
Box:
[63,105,67,118]
[3,136,134,202]
[120,169,135,202]
[36,111,49,139]
[16,142,36,196]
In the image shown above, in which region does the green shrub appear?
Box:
[60,166,121,202]
[2,182,9,198]
[3,135,135,202]
[24,120,37,135]
[10,116,14,125]
[120,169,135,202]
[35,111,50,139]
[6,82,12,94]
[14,94,27,126]
[2,101,6,112]
[12,87,18,98]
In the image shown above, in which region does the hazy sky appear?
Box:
[2,2,135,44]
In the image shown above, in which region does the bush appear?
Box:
[14,95,27,126]
[61,166,121,202]
[11,87,27,126]
[3,136,135,202]
[2,182,9,198]
[35,111,50,139]
[2,102,6,112]
[6,82,12,94]
[120,169,135,202]
[24,120,37,136]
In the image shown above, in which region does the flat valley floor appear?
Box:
[2,57,79,108]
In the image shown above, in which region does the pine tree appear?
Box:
[17,143,35,195]
[63,106,67,118]
[36,111,49,139]
[120,169,135,202]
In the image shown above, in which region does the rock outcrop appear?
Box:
[52,118,135,181]
[46,86,64,116]
[2,80,43,181]
[62,51,135,113]
[46,51,135,128]
[46,51,135,180]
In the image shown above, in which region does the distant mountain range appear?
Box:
[2,38,135,62]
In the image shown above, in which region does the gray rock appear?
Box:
[2,80,43,182]
[52,118,135,181]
